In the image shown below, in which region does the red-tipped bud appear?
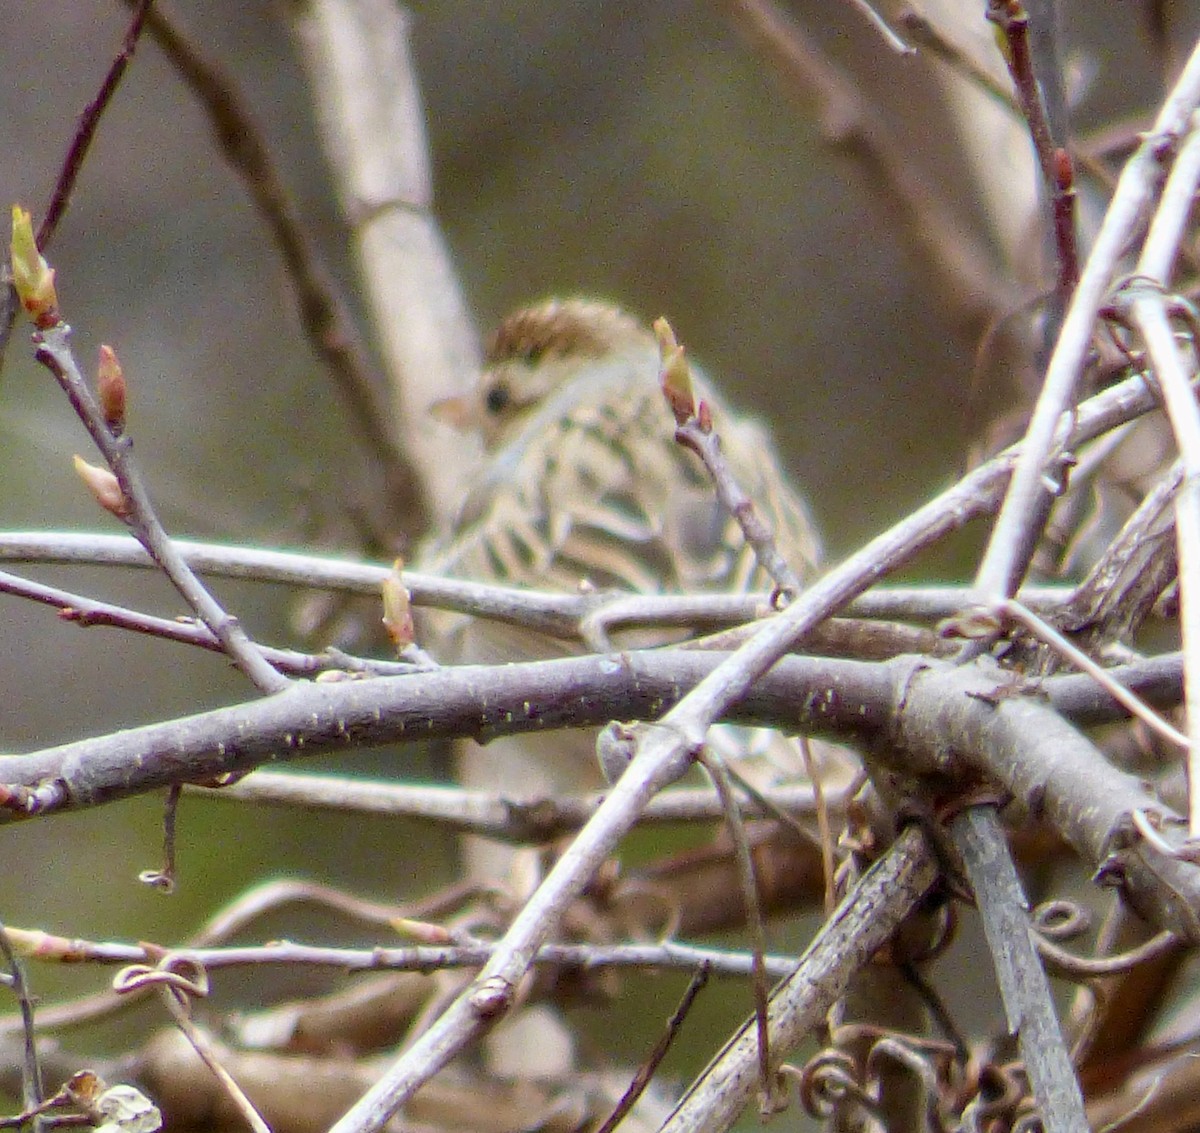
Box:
[1053,147,1074,192]
[97,345,127,432]
[73,455,130,520]
[381,560,415,650]
[10,205,59,327]
[653,316,696,425]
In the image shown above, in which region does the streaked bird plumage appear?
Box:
[426,299,821,603]
[422,299,825,889]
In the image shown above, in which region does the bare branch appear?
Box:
[0,1,152,371]
[190,771,844,843]
[950,805,1089,1133]
[725,0,1012,336]
[286,0,480,528]
[0,530,1089,642]
[660,825,939,1133]
[974,37,1200,604]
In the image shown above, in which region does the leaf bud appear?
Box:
[73,455,130,520]
[97,345,127,431]
[653,316,695,425]
[381,560,415,650]
[9,205,59,327]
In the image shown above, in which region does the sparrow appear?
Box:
[426,298,821,599]
[422,299,825,889]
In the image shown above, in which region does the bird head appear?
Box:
[432,299,655,449]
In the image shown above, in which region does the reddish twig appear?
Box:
[0,1,152,371]
[986,0,1079,302]
[0,564,423,677]
[972,37,1200,605]
[986,0,1059,187]
[37,0,154,250]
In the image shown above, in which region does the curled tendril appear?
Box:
[795,1050,873,1118]
[962,1059,1029,1129]
[1031,898,1091,939]
[1035,925,1179,978]
[893,898,958,964]
[865,1036,950,1131]
[958,1094,992,1133]
[112,953,209,998]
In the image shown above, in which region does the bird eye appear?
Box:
[485,383,511,414]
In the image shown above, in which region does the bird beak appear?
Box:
[429,394,476,430]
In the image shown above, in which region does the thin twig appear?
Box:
[138,784,181,893]
[797,736,837,912]
[192,770,843,841]
[1106,117,1200,842]
[896,7,1018,112]
[187,876,483,947]
[1008,0,1079,319]
[0,564,422,677]
[0,876,485,1039]
[0,531,1098,630]
[39,0,154,249]
[0,921,44,1133]
[594,965,710,1133]
[987,0,1078,306]
[115,957,270,1133]
[13,932,804,984]
[0,0,153,371]
[995,598,1189,750]
[674,417,804,598]
[839,0,913,55]
[660,825,939,1133]
[695,751,773,1109]
[32,327,288,693]
[724,0,1011,336]
[1127,294,1200,841]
